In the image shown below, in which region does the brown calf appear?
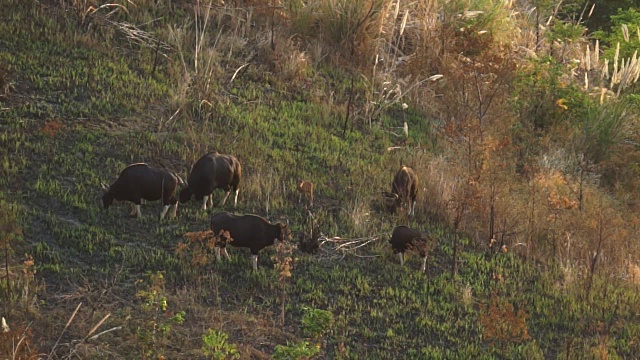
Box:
[297,180,314,207]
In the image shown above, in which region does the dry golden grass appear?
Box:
[626,261,640,287]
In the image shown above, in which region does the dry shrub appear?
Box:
[0,323,40,359]
[343,197,375,236]
[416,155,454,223]
[286,0,392,67]
[479,296,531,346]
[625,261,640,287]
[41,119,64,139]
[556,263,579,290]
[177,230,219,267]
[273,37,312,83]
[521,158,640,276]
[421,77,520,245]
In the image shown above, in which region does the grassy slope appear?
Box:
[1,2,640,359]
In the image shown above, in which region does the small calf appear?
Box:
[389,225,430,272]
[297,180,314,207]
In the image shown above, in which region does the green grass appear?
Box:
[1,1,640,359]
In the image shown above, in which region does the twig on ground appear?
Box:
[317,234,384,260]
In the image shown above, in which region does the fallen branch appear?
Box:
[317,234,384,260]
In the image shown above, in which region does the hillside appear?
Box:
[2,0,640,359]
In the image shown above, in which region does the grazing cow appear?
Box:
[101,163,182,219]
[383,165,418,216]
[210,211,288,271]
[389,225,430,272]
[179,152,242,210]
[297,180,314,207]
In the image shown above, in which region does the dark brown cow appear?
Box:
[389,225,430,272]
[383,166,418,216]
[210,211,289,271]
[179,152,242,210]
[101,163,182,219]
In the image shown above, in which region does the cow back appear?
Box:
[110,164,178,204]
[390,225,427,255]
[392,166,418,201]
[188,152,242,197]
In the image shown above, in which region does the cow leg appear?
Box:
[398,252,404,266]
[251,255,258,271]
[202,195,209,211]
[171,202,178,218]
[219,190,231,207]
[129,203,137,216]
[208,193,214,208]
[215,247,221,262]
[134,204,142,218]
[421,256,427,272]
[410,200,416,216]
[233,189,239,208]
[223,247,231,261]
[159,205,170,220]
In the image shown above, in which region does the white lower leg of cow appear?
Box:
[171,203,178,218]
[223,247,231,261]
[202,196,208,211]
[233,189,239,208]
[421,256,427,272]
[208,194,214,208]
[160,205,170,220]
[215,247,221,261]
[398,252,404,266]
[135,205,142,218]
[219,191,231,206]
[129,203,136,216]
[251,255,258,271]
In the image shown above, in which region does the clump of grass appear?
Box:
[201,329,239,360]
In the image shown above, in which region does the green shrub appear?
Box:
[301,307,334,338]
[273,341,321,360]
[572,99,633,164]
[512,56,590,133]
[201,329,239,360]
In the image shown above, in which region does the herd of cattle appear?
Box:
[100,151,429,271]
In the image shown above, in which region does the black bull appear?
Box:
[210,211,289,271]
[102,163,183,219]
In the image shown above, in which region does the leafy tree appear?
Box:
[594,8,640,60]
[584,0,640,31]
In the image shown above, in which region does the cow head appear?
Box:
[277,223,290,244]
[178,185,192,204]
[101,182,114,209]
[382,191,399,212]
